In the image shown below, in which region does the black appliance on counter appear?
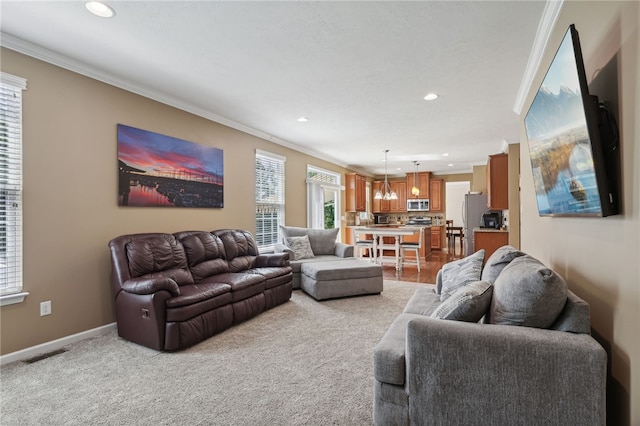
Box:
[481,212,502,229]
[406,217,432,226]
[374,215,390,225]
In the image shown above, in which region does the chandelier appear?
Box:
[411,161,420,196]
[374,149,398,200]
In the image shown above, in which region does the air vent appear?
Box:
[24,348,67,364]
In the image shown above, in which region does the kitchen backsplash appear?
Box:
[345,212,444,226]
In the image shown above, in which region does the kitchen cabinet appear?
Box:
[474,230,509,260]
[430,225,443,250]
[487,153,508,210]
[372,181,386,213]
[345,173,367,212]
[389,181,406,212]
[429,179,443,212]
[406,172,430,199]
[373,181,406,213]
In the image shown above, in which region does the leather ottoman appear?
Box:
[300,259,383,301]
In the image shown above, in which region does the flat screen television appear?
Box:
[524,24,619,217]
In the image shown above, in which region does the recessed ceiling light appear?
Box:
[448,163,454,167]
[85,1,115,18]
[296,117,308,123]
[442,153,450,157]
[424,93,439,101]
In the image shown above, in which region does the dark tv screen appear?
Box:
[524,24,617,217]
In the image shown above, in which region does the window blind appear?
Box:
[255,150,285,252]
[0,73,26,296]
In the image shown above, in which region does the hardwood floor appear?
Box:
[380,244,465,284]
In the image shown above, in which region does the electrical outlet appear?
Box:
[40,301,52,316]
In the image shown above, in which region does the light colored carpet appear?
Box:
[1,281,429,425]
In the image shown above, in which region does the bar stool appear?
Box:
[354,235,376,262]
[400,227,424,272]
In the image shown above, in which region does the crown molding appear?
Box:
[513,0,564,115]
[0,32,351,169]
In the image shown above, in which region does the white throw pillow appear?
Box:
[285,235,315,260]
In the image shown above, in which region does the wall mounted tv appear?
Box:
[524,24,619,217]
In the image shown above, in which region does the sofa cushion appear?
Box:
[403,286,442,316]
[280,226,339,255]
[440,249,485,301]
[489,255,568,328]
[431,280,493,322]
[480,245,526,284]
[125,234,194,286]
[285,235,315,260]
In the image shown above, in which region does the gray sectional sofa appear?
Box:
[373,245,607,426]
[274,226,354,289]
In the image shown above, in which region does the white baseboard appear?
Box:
[0,323,117,366]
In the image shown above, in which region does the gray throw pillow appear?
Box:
[481,245,526,284]
[440,249,485,302]
[285,235,315,260]
[431,280,493,322]
[489,255,568,328]
[281,226,339,255]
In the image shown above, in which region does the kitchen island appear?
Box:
[352,225,432,269]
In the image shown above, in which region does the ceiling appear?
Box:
[0,1,548,176]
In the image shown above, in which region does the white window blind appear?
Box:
[255,150,285,252]
[0,73,26,297]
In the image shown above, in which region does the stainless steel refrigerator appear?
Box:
[462,193,489,256]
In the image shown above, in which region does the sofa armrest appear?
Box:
[122,277,180,297]
[405,317,606,425]
[334,242,354,258]
[274,243,295,260]
[255,252,290,267]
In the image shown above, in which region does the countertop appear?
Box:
[474,227,509,233]
[349,224,433,228]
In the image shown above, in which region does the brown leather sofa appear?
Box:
[108,229,293,351]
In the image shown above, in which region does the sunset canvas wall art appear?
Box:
[117,124,223,208]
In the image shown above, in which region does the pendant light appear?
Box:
[411,161,420,196]
[374,150,398,200]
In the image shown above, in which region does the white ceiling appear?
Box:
[0,1,548,176]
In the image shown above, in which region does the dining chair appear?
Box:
[400,226,423,272]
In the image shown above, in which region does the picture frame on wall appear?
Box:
[117,124,223,208]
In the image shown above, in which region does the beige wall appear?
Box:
[471,165,487,193]
[507,143,520,248]
[519,2,639,424]
[0,48,352,355]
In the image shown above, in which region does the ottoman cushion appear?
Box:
[300,259,383,301]
[301,259,382,280]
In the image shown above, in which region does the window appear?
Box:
[306,166,341,236]
[255,150,285,252]
[0,72,26,304]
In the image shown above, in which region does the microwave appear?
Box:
[407,199,430,212]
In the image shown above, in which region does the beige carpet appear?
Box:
[1,281,429,425]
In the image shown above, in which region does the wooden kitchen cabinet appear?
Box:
[389,181,406,212]
[372,181,387,213]
[373,181,406,213]
[429,179,443,212]
[474,230,509,260]
[430,225,443,250]
[487,153,508,210]
[345,173,367,212]
[406,172,430,199]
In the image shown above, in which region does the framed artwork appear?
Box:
[117,124,223,208]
